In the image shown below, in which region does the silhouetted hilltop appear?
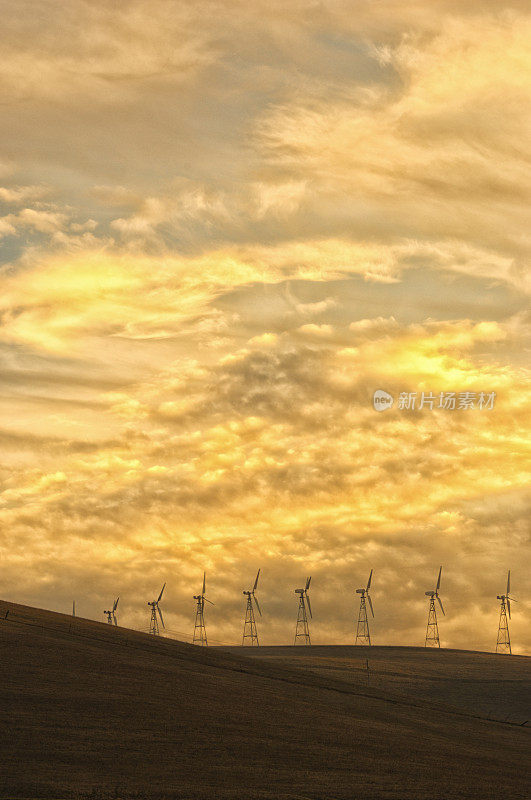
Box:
[1,600,529,799]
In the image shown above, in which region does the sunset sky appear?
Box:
[1,0,529,652]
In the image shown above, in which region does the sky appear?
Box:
[0,0,529,652]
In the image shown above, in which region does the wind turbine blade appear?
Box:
[436,566,442,591]
[507,598,511,619]
[204,597,215,605]
[367,569,373,590]
[158,583,166,602]
[367,593,374,617]
[306,576,311,591]
[437,595,445,616]
[202,572,206,595]
[253,569,260,591]
[507,570,510,596]
[305,593,312,618]
[113,597,119,612]
[158,606,165,628]
[253,595,262,616]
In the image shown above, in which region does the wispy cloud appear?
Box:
[0,0,529,650]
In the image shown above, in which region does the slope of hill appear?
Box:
[0,600,529,800]
[218,644,530,724]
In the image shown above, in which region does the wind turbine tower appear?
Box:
[193,572,214,646]
[425,566,444,647]
[104,597,119,626]
[294,576,312,645]
[148,583,166,635]
[496,570,516,654]
[242,569,261,646]
[355,570,374,645]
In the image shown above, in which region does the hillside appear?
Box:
[0,600,529,800]
[218,644,530,724]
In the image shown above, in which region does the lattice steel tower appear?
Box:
[242,569,261,646]
[193,572,213,646]
[355,570,373,645]
[104,596,119,626]
[148,583,166,635]
[424,566,444,647]
[496,570,516,655]
[294,576,312,645]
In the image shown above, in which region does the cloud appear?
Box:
[0,317,529,648]
[0,185,50,205]
[0,239,418,353]
[0,0,529,652]
[254,12,531,275]
[297,324,334,338]
[248,333,279,347]
[0,249,269,352]
[0,1,213,104]
[349,316,399,336]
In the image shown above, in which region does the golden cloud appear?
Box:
[1,0,529,651]
[0,1,213,103]
[0,240,413,352]
[1,317,529,648]
[255,12,531,270]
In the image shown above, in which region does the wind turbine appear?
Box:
[193,572,214,646]
[242,569,261,646]
[148,583,165,636]
[355,570,373,645]
[425,566,444,647]
[294,576,312,645]
[496,570,516,655]
[104,597,119,626]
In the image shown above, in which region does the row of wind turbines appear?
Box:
[93,567,518,654]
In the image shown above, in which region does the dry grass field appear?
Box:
[218,644,530,724]
[0,600,529,800]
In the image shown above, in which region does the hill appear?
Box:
[217,644,530,724]
[0,600,529,799]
